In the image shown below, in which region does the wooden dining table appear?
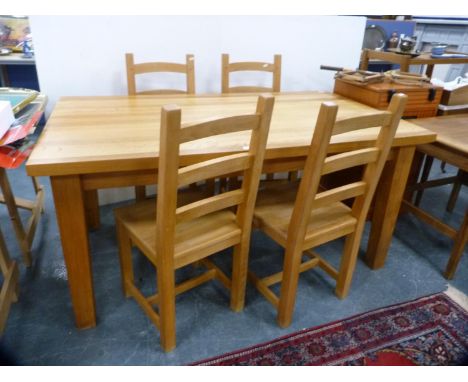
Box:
[26,92,436,329]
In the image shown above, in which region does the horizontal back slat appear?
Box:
[322,148,380,175]
[180,114,260,143]
[176,189,244,223]
[229,62,275,72]
[178,153,252,187]
[313,181,367,209]
[333,112,392,136]
[134,62,187,74]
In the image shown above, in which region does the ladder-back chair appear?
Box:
[125,53,196,200]
[221,53,282,182]
[126,53,195,95]
[221,54,281,94]
[250,94,408,328]
[114,95,274,351]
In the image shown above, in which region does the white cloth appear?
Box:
[431,74,468,91]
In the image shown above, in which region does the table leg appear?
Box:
[366,146,416,269]
[359,49,370,70]
[425,64,435,78]
[51,175,96,328]
[399,57,410,73]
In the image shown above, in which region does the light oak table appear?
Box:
[26,92,436,329]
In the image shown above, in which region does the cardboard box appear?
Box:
[440,84,468,106]
[0,101,15,140]
[334,78,443,118]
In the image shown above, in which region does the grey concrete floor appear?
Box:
[0,160,466,365]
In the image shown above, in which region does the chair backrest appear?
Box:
[126,53,195,95]
[221,54,281,94]
[287,93,408,246]
[156,95,275,262]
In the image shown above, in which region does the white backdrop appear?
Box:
[29,15,366,203]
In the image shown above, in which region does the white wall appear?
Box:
[29,15,366,204]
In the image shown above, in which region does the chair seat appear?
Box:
[254,182,357,250]
[115,192,241,270]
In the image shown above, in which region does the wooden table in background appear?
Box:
[404,115,468,279]
[360,49,468,78]
[26,92,436,329]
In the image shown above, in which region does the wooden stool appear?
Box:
[0,168,45,267]
[0,225,19,334]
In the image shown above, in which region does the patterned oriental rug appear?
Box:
[193,291,468,365]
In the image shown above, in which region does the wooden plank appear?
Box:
[402,200,458,239]
[125,280,160,329]
[147,269,217,305]
[25,93,436,177]
[82,170,157,190]
[248,272,279,308]
[201,258,232,290]
[333,113,391,136]
[134,61,188,74]
[178,153,252,187]
[322,148,379,175]
[313,181,367,209]
[0,195,35,210]
[180,114,260,143]
[176,189,244,223]
[229,61,276,72]
[262,257,320,287]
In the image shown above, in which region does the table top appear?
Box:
[0,52,35,66]
[410,114,468,154]
[26,92,437,177]
[364,49,468,65]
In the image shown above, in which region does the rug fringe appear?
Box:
[444,285,468,311]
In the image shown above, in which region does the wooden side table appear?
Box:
[403,115,468,279]
[360,49,468,78]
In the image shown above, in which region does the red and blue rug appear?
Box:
[193,291,468,365]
